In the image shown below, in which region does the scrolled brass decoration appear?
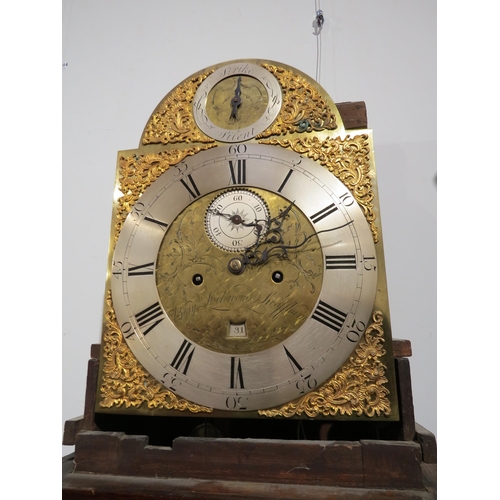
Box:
[260,134,378,242]
[99,290,213,413]
[114,145,216,241]
[142,72,215,145]
[257,63,337,137]
[258,310,390,418]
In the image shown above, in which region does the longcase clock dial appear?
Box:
[110,143,378,412]
[98,58,397,422]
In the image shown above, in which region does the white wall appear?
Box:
[62,0,436,456]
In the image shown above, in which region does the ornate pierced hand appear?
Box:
[229,76,242,120]
[206,207,266,229]
[241,215,353,268]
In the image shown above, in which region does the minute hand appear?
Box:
[230,77,242,120]
[241,220,353,267]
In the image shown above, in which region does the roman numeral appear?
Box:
[180,174,201,199]
[229,159,246,184]
[277,169,294,193]
[171,340,195,375]
[325,255,357,270]
[134,302,164,336]
[144,214,169,230]
[284,346,303,374]
[230,357,244,389]
[128,262,154,276]
[310,203,338,224]
[312,301,347,333]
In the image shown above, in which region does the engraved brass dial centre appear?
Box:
[155,188,323,355]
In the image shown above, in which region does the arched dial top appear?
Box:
[111,143,378,412]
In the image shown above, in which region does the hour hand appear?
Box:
[242,220,354,267]
[229,77,242,120]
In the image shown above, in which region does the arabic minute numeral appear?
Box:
[131,201,145,221]
[160,372,182,393]
[295,374,317,395]
[347,318,367,343]
[174,161,189,178]
[112,260,124,278]
[363,256,377,271]
[121,321,135,339]
[228,144,247,155]
[225,396,247,410]
[339,192,355,207]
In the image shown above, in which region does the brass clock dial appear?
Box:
[110,143,378,412]
[192,62,282,142]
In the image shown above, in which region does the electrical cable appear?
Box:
[313,1,324,83]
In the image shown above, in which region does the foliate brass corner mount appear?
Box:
[258,310,390,418]
[97,59,396,421]
[99,291,213,414]
[100,289,389,418]
[259,134,378,243]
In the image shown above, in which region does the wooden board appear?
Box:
[63,469,437,500]
[63,431,436,499]
[62,100,437,498]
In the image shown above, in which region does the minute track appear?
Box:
[111,143,377,411]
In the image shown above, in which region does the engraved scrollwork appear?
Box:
[142,72,215,145]
[155,191,323,356]
[257,64,337,137]
[114,145,216,241]
[259,135,379,242]
[99,290,213,413]
[258,310,391,418]
[141,64,337,143]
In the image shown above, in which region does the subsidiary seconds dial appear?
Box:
[205,189,269,251]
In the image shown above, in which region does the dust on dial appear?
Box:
[205,189,270,252]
